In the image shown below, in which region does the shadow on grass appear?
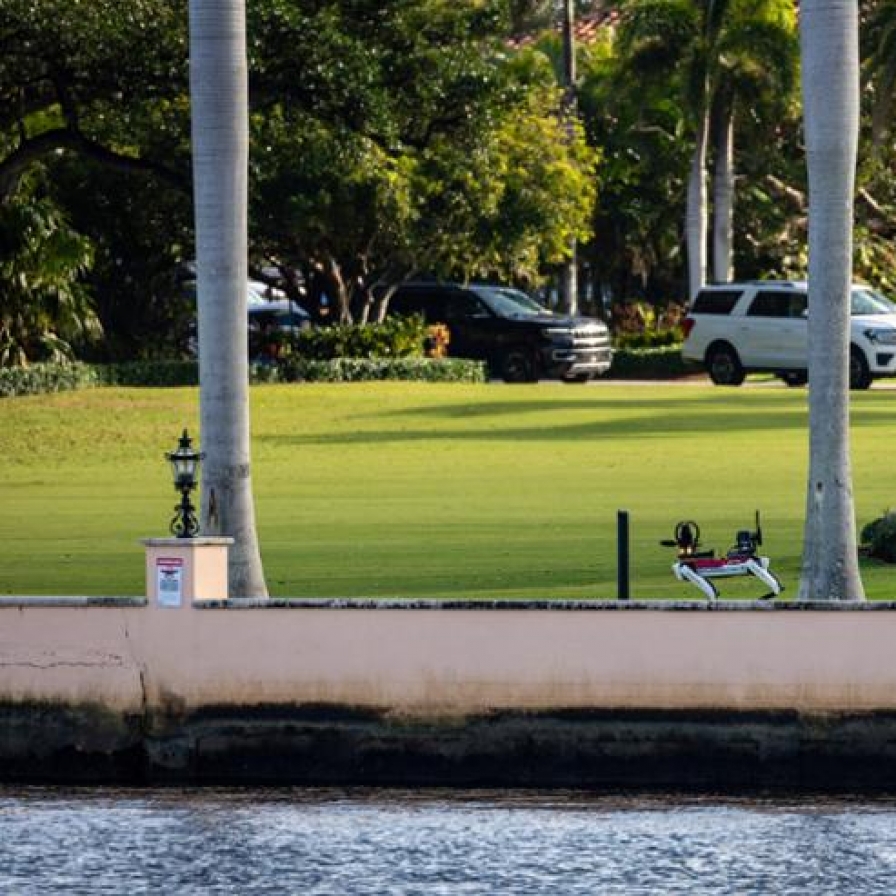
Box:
[262,391,891,447]
[265,399,803,447]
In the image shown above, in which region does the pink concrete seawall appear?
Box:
[3,596,896,788]
[2,598,896,715]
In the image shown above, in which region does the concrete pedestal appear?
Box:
[141,537,233,607]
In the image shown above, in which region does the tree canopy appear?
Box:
[0,0,599,357]
[4,0,896,361]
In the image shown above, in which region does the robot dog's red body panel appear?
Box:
[662,514,784,600]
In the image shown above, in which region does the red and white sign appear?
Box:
[156,557,184,607]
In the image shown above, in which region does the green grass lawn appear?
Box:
[1,380,894,599]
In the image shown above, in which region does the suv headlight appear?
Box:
[864,327,896,345]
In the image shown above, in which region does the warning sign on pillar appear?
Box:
[156,557,184,607]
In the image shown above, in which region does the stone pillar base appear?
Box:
[141,537,233,607]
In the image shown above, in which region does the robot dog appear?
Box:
[660,512,783,600]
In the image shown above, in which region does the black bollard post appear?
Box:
[617,510,630,601]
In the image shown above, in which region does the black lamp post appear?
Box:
[166,429,204,538]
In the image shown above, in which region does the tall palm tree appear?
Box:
[189,0,268,597]
[617,0,712,298]
[559,0,579,314]
[710,10,798,282]
[617,0,797,297]
[797,0,865,601]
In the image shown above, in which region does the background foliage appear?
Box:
[3,0,896,364]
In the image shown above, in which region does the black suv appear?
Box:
[385,282,612,382]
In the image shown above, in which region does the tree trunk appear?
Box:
[189,0,268,598]
[558,244,578,316]
[332,261,352,325]
[797,0,864,601]
[686,111,709,300]
[557,0,578,316]
[712,105,735,284]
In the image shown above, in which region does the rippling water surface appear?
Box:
[2,788,896,894]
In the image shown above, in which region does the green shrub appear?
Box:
[610,301,687,349]
[1,356,484,396]
[606,346,699,380]
[0,362,98,397]
[861,511,896,563]
[94,361,199,387]
[271,357,486,383]
[289,316,429,360]
[614,329,683,349]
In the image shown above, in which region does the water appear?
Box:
[2,788,896,894]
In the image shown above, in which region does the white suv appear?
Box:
[682,281,896,389]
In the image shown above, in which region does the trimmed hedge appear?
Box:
[95,361,199,387]
[262,357,486,383]
[0,357,486,396]
[1,347,693,397]
[606,346,699,380]
[0,362,98,397]
[288,315,429,360]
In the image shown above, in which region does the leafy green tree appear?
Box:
[0,176,98,366]
[863,0,896,147]
[0,0,188,201]
[2,0,597,355]
[409,79,597,286]
[49,161,195,360]
[616,0,798,296]
[708,2,798,282]
[577,30,692,302]
[248,1,596,321]
[0,0,192,360]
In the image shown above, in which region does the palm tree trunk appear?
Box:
[797,0,864,601]
[686,111,709,300]
[557,0,578,316]
[712,105,735,284]
[189,0,268,598]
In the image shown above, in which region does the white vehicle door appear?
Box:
[740,289,807,368]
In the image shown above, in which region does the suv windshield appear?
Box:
[851,288,896,316]
[473,286,552,319]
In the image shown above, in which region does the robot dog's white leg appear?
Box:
[744,558,783,597]
[673,563,719,600]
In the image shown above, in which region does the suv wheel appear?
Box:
[850,347,872,390]
[706,342,746,386]
[501,348,538,383]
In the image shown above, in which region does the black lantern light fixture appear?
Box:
[166,429,204,538]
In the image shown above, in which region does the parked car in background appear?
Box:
[247,297,311,360]
[186,280,311,358]
[383,282,612,382]
[682,281,896,389]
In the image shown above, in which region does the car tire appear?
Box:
[706,342,746,386]
[500,349,538,383]
[780,371,808,387]
[850,347,872,390]
[564,373,592,384]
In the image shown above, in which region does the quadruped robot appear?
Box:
[660,512,784,600]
